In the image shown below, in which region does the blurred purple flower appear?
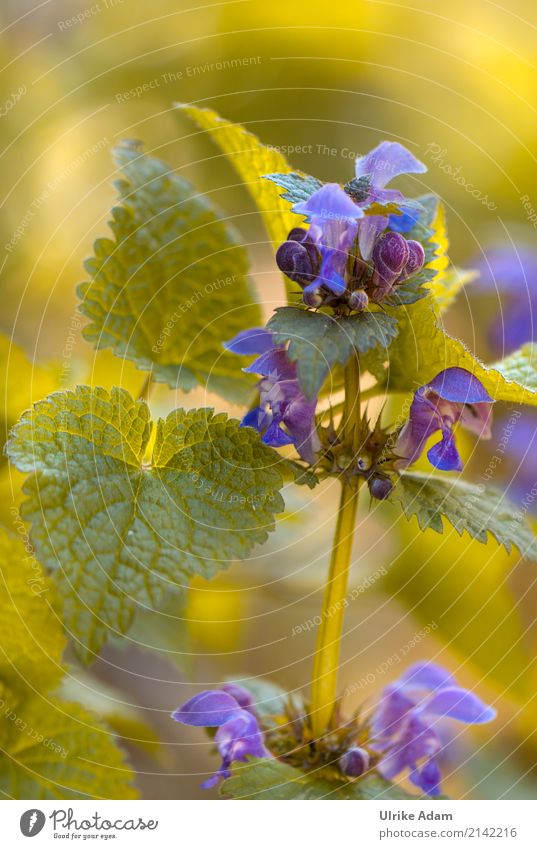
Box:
[372,662,496,796]
[172,687,269,788]
[225,327,320,463]
[472,244,537,355]
[396,367,494,472]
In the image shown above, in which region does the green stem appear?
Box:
[310,478,360,738]
[310,356,361,739]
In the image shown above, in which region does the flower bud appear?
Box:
[276,240,314,284]
[339,746,370,778]
[347,289,369,312]
[303,287,324,308]
[398,239,425,281]
[373,232,409,282]
[368,474,393,500]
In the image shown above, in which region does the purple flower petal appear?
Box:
[224,328,275,356]
[294,183,364,222]
[358,215,388,261]
[421,687,497,724]
[355,141,427,189]
[427,368,494,405]
[400,662,456,692]
[172,690,241,727]
[427,428,463,472]
[221,683,256,714]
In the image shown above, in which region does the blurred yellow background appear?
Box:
[1,0,536,799]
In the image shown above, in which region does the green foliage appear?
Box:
[263,172,323,206]
[492,343,537,391]
[394,471,537,559]
[6,386,285,660]
[0,529,136,799]
[267,306,399,399]
[221,758,416,799]
[78,142,260,402]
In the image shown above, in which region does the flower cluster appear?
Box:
[224,327,319,462]
[276,142,427,311]
[171,662,495,796]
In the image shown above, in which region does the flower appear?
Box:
[396,367,494,472]
[339,746,370,778]
[472,243,537,355]
[225,327,320,463]
[281,182,364,303]
[372,661,496,796]
[171,686,270,788]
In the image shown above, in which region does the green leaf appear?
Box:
[0,528,65,696]
[0,697,137,799]
[176,103,305,299]
[77,141,261,402]
[393,471,537,559]
[263,172,323,206]
[267,306,398,399]
[6,387,285,660]
[221,758,417,799]
[492,343,537,391]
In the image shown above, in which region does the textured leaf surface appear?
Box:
[263,172,323,206]
[0,529,65,695]
[394,472,537,559]
[6,387,285,659]
[268,306,398,399]
[221,758,416,799]
[77,142,260,401]
[0,697,136,799]
[492,344,537,391]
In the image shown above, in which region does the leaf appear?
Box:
[263,172,323,206]
[429,266,479,314]
[0,697,137,799]
[221,758,417,799]
[393,471,537,559]
[77,141,261,402]
[492,343,537,391]
[0,528,65,696]
[6,387,285,660]
[176,104,302,249]
[267,306,399,399]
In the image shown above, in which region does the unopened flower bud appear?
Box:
[398,239,425,281]
[303,287,324,308]
[276,240,314,284]
[339,746,370,778]
[368,474,393,500]
[373,232,409,281]
[347,289,369,312]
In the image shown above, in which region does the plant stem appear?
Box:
[310,478,360,738]
[310,355,361,739]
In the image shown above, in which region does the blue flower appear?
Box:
[372,662,496,796]
[472,244,537,355]
[172,686,269,788]
[225,328,320,463]
[396,367,494,472]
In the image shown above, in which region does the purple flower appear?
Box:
[354,141,427,207]
[172,687,270,788]
[472,244,537,355]
[225,328,320,463]
[396,367,494,472]
[290,183,365,302]
[372,662,496,796]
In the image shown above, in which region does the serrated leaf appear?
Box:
[263,172,323,206]
[77,142,261,402]
[0,697,136,799]
[0,528,65,696]
[176,103,305,299]
[221,758,416,799]
[6,387,285,660]
[267,306,398,399]
[492,343,537,390]
[394,471,537,559]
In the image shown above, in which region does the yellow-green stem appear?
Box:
[310,478,360,738]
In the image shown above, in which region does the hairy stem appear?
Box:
[310,356,361,738]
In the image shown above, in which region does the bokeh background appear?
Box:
[1,0,537,799]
